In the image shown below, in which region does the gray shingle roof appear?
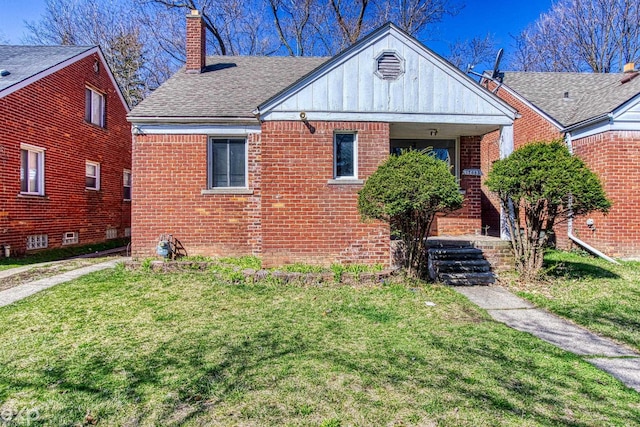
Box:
[130,56,329,121]
[502,71,640,127]
[0,45,95,93]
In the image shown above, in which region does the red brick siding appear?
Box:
[436,135,483,235]
[260,121,390,267]
[131,133,261,258]
[570,131,640,258]
[132,121,489,265]
[480,86,562,237]
[0,53,131,255]
[185,14,206,72]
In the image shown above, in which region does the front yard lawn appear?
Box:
[506,250,640,353]
[1,266,638,426]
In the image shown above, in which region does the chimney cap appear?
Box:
[189,9,201,16]
[623,62,635,73]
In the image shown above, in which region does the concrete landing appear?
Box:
[454,285,640,392]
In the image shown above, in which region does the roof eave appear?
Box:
[562,113,611,132]
[127,116,260,125]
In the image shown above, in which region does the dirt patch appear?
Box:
[0,258,114,292]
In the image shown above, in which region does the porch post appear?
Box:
[499,124,514,240]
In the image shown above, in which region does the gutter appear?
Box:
[565,132,620,265]
[562,113,611,133]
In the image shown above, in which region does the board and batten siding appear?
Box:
[261,29,513,125]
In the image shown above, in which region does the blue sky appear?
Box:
[0,0,553,67]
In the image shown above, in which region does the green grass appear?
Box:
[505,250,640,352]
[0,238,129,271]
[0,268,638,425]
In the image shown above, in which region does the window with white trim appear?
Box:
[208,138,247,188]
[20,144,45,195]
[334,132,357,179]
[62,231,79,245]
[26,234,48,250]
[85,87,105,127]
[86,161,100,190]
[123,169,131,200]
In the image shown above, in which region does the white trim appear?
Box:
[494,83,564,130]
[256,24,516,120]
[133,124,261,135]
[611,92,640,120]
[261,111,514,125]
[123,169,132,201]
[20,143,45,196]
[85,160,101,190]
[334,131,358,179]
[0,47,129,112]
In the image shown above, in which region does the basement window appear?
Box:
[106,228,118,240]
[26,234,48,250]
[62,231,79,245]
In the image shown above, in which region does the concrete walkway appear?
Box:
[454,285,640,393]
[0,258,124,308]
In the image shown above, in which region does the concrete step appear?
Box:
[428,247,485,260]
[439,272,496,286]
[432,259,491,273]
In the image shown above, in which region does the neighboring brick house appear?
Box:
[0,46,132,256]
[481,70,640,259]
[129,13,516,266]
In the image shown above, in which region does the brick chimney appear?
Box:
[186,9,206,73]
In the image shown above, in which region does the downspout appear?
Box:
[565,132,620,264]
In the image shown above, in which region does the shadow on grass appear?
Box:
[544,259,619,280]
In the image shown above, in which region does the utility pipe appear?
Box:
[565,133,620,265]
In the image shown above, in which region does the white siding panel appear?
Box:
[358,45,375,111]
[343,56,359,111]
[312,75,329,110]
[260,30,514,123]
[618,101,640,123]
[328,64,344,111]
[404,44,419,112]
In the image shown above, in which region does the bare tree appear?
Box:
[447,33,496,70]
[511,0,640,73]
[26,0,151,105]
[268,0,317,56]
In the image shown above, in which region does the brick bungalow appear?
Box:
[128,12,516,267]
[481,70,640,259]
[0,46,131,256]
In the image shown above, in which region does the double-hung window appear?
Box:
[334,132,357,179]
[123,169,132,200]
[86,161,100,190]
[85,87,105,127]
[20,144,45,195]
[208,138,246,188]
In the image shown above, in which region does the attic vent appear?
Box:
[375,51,404,80]
[0,69,10,77]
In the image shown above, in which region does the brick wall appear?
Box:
[260,121,390,267]
[0,53,131,255]
[131,133,261,258]
[570,131,640,258]
[480,86,562,238]
[436,135,483,235]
